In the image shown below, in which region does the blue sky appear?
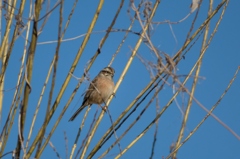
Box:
[1,0,240,159]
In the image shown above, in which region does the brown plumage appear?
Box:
[69,67,115,121]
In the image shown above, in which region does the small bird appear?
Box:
[69,67,115,121]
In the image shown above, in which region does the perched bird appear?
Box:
[69,67,115,121]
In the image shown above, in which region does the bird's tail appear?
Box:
[68,105,86,121]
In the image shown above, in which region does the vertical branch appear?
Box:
[0,0,26,111]
[0,0,2,123]
[0,0,28,152]
[25,57,56,149]
[0,0,17,58]
[0,0,33,154]
[172,1,212,158]
[15,0,42,158]
[0,0,17,154]
[61,0,79,37]
[0,0,17,128]
[0,0,2,45]
[35,0,63,157]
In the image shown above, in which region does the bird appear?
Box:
[69,67,115,121]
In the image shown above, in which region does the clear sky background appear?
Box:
[1,0,240,159]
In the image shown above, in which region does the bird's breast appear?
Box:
[97,78,114,101]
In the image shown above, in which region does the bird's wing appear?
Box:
[68,79,97,121]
